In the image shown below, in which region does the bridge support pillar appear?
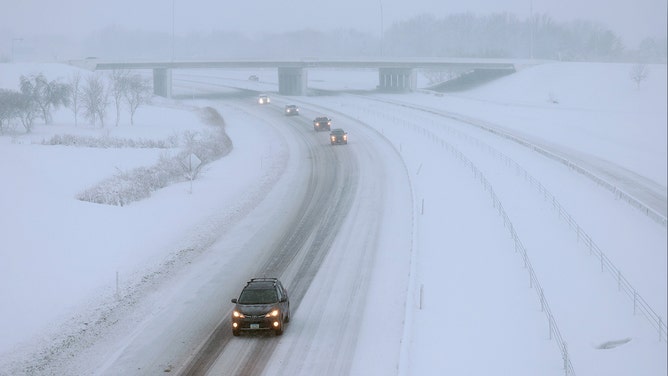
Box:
[153,68,172,98]
[278,67,307,95]
[378,68,416,92]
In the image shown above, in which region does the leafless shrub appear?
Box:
[0,89,22,133]
[629,63,649,89]
[19,73,70,125]
[124,74,152,125]
[43,134,178,149]
[69,71,82,127]
[81,73,109,127]
[110,70,130,127]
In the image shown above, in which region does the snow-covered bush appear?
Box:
[43,134,178,149]
[76,107,232,206]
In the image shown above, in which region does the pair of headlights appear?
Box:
[233,309,279,318]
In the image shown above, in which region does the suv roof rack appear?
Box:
[247,277,279,284]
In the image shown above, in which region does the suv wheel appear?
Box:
[232,329,240,337]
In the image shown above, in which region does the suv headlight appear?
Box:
[265,309,280,317]
[233,310,245,318]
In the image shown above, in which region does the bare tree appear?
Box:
[19,73,70,124]
[81,73,109,127]
[0,89,21,133]
[9,82,39,133]
[15,92,39,133]
[69,71,82,127]
[630,63,649,88]
[124,74,152,125]
[110,69,130,126]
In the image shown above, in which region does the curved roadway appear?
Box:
[178,101,360,374]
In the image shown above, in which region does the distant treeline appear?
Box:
[2,12,666,63]
[383,13,666,62]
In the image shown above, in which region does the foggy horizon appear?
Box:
[2,0,666,47]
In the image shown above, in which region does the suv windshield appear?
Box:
[238,288,278,304]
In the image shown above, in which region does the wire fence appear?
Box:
[314,98,577,374]
[412,123,576,375]
[346,99,668,373]
[359,100,666,344]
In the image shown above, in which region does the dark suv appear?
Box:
[285,104,300,116]
[330,128,348,145]
[231,278,290,336]
[313,116,332,131]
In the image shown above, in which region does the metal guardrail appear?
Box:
[429,126,577,375]
[366,102,667,344]
[374,98,667,227]
[347,99,668,373]
[304,96,664,373]
[349,108,577,374]
[441,110,667,227]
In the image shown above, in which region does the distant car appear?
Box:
[313,116,332,131]
[248,75,259,81]
[231,278,290,336]
[258,94,270,104]
[330,128,348,145]
[284,104,300,116]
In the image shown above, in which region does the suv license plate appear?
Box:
[250,324,260,329]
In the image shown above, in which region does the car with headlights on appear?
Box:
[313,116,331,131]
[285,104,300,116]
[231,278,290,336]
[330,128,348,145]
[258,94,270,104]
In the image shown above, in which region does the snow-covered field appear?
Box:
[0,61,665,375]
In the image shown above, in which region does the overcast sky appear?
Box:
[2,0,666,45]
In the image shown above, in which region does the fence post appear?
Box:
[659,317,663,342]
[563,343,569,375]
[419,284,424,310]
[540,291,545,312]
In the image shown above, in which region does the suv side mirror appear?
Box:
[231,298,237,303]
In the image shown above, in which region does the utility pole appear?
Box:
[171,0,175,61]
[529,0,534,59]
[378,0,384,57]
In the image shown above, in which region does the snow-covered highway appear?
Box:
[0,62,665,376]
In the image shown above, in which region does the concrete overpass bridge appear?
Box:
[75,58,519,97]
